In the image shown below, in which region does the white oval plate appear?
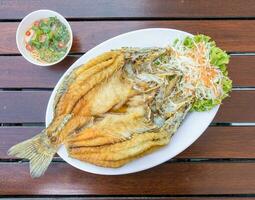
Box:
[46,28,219,175]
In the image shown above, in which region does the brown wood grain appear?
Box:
[228,56,255,87]
[2,126,255,159]
[0,127,44,159]
[4,198,255,200]
[0,91,253,123]
[1,162,255,195]
[178,126,255,158]
[214,91,255,122]
[0,91,50,123]
[3,199,255,200]
[0,0,255,19]
[0,56,77,88]
[0,55,253,88]
[1,20,255,54]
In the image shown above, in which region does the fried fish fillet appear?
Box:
[55,51,125,116]
[66,105,153,147]
[72,70,135,116]
[68,130,170,168]
[8,51,127,177]
[8,48,192,178]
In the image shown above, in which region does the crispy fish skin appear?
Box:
[55,51,124,116]
[8,51,125,178]
[53,51,122,116]
[72,70,134,116]
[68,130,169,168]
[71,145,165,168]
[67,105,152,147]
[75,145,163,168]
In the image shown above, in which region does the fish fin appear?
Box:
[8,132,56,178]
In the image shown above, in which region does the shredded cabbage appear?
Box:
[123,34,232,116]
[177,34,232,111]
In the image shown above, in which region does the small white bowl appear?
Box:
[16,10,73,66]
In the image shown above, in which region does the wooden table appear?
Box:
[1,0,255,199]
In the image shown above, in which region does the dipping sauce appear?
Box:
[24,16,70,64]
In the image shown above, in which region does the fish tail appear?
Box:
[8,131,56,178]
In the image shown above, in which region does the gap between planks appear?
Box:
[3,158,255,164]
[2,194,255,199]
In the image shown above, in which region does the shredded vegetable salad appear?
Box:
[180,35,232,111]
[151,34,232,112]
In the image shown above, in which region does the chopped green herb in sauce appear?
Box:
[24,17,70,63]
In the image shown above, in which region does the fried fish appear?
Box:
[8,34,232,178]
[8,51,127,177]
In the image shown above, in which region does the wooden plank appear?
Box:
[0,0,255,19]
[0,91,253,123]
[0,91,50,123]
[2,126,255,160]
[2,198,233,200]
[1,162,255,195]
[214,91,255,122]
[0,56,77,88]
[1,198,255,200]
[178,127,255,158]
[1,20,255,54]
[0,55,253,88]
[0,127,43,159]
[228,56,255,87]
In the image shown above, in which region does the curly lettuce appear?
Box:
[182,34,232,112]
